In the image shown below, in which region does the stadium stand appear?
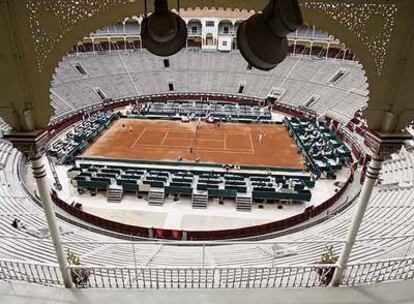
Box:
[0,97,410,266]
[51,51,368,124]
[285,118,352,178]
[0,151,412,268]
[68,163,314,207]
[1,45,409,290]
[46,111,120,164]
[133,101,272,122]
[0,96,413,289]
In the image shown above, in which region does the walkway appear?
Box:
[1,281,414,304]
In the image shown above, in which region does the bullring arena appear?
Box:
[1,3,414,301]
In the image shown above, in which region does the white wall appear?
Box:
[218,36,232,52]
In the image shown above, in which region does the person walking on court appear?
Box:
[259,132,264,144]
[129,126,132,133]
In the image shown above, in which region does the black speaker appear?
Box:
[141,0,187,57]
[237,0,303,71]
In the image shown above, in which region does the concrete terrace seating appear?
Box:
[0,140,413,268]
[51,51,368,123]
[0,141,13,170]
[381,147,414,185]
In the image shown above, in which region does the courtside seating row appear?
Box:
[47,111,120,164]
[285,117,352,178]
[68,164,314,202]
[132,101,272,122]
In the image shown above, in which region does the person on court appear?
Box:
[259,132,264,144]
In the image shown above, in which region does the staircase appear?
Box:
[107,184,123,203]
[236,193,253,212]
[192,191,208,209]
[148,188,165,206]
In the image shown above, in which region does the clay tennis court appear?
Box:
[82,119,305,169]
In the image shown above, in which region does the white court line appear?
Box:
[248,132,255,154]
[128,145,254,155]
[131,127,147,148]
[143,128,171,132]
[167,137,224,142]
[165,137,194,141]
[195,139,226,142]
[160,130,170,147]
[225,132,255,154]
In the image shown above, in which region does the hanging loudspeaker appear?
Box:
[141,0,187,57]
[237,0,303,71]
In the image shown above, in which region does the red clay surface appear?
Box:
[82,119,305,169]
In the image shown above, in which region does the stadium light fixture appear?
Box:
[141,0,187,57]
[237,0,303,71]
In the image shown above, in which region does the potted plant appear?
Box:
[315,246,338,286]
[67,250,90,287]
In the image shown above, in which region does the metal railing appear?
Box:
[1,233,414,288]
[342,256,414,286]
[0,259,334,288]
[69,264,333,289]
[59,239,336,269]
[2,256,414,288]
[0,259,62,286]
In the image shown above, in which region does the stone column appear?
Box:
[5,131,73,288]
[331,131,412,286]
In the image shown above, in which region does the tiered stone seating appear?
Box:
[381,147,414,185]
[0,141,13,170]
[51,51,367,123]
[0,140,413,269]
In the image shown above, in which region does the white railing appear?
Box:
[0,263,334,289]
[343,256,414,286]
[69,264,334,289]
[0,259,62,286]
[2,257,414,288]
[1,252,414,288]
[59,240,342,269]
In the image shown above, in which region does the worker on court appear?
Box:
[259,132,264,144]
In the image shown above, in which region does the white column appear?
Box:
[31,151,73,288]
[326,43,329,60]
[331,158,382,286]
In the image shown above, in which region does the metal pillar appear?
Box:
[326,44,329,60]
[331,158,382,286]
[31,151,73,288]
